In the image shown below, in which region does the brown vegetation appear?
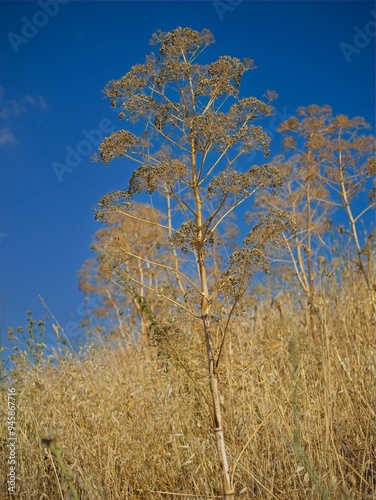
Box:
[1,27,375,499]
[1,265,374,499]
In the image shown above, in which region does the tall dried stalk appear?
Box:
[93,27,291,498]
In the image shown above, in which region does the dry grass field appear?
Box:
[1,272,375,499]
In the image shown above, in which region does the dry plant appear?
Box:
[280,107,375,316]
[92,27,291,497]
[255,105,376,344]
[1,28,374,500]
[1,262,375,499]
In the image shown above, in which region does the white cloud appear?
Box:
[25,95,36,106]
[0,99,25,119]
[0,88,48,146]
[0,87,49,118]
[0,127,16,146]
[25,94,49,111]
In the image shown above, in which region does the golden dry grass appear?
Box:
[1,278,375,499]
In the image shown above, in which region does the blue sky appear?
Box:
[0,1,375,355]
